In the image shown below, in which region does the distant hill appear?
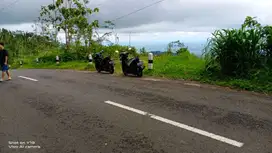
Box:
[149,51,178,56]
[149,50,203,58]
[150,51,163,55]
[133,41,206,55]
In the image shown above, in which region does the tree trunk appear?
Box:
[65,27,69,50]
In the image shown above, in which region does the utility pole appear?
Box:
[112,26,119,45]
[129,32,131,47]
[115,33,119,45]
[33,20,38,35]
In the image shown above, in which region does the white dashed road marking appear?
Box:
[104,100,244,148]
[18,76,38,82]
[142,78,163,82]
[184,83,201,87]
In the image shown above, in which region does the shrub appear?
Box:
[203,16,270,78]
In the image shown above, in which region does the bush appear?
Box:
[176,47,190,55]
[204,16,270,78]
[39,53,57,63]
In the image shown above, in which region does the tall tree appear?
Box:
[39,0,100,50]
[0,28,57,62]
[92,20,115,45]
[167,40,188,54]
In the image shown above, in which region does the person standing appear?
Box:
[0,42,11,82]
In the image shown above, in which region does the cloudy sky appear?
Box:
[0,0,272,51]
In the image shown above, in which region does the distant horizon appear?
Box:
[0,26,209,55]
[118,40,207,55]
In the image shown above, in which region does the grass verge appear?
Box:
[12,53,272,94]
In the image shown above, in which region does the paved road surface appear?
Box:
[0,69,272,153]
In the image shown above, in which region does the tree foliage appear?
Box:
[39,0,100,50]
[0,28,58,64]
[167,40,189,54]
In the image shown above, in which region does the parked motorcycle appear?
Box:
[93,50,115,74]
[119,52,145,77]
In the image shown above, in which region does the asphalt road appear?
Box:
[0,69,272,153]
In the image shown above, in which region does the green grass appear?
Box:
[144,52,205,80]
[18,61,96,71]
[14,59,124,74]
[12,52,272,94]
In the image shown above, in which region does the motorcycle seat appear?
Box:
[105,56,111,60]
[127,58,136,66]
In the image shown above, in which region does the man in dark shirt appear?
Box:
[0,42,11,82]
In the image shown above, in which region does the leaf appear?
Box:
[94,7,99,12]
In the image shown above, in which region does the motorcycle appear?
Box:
[93,50,115,74]
[119,52,145,77]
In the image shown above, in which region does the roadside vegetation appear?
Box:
[0,0,271,93]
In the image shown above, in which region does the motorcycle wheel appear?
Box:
[136,68,143,77]
[109,65,114,74]
[95,65,101,73]
[123,71,128,76]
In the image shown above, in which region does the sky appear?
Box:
[0,0,272,52]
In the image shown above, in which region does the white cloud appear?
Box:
[0,0,271,51]
[1,0,272,31]
[0,22,210,44]
[106,31,210,44]
[0,23,34,32]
